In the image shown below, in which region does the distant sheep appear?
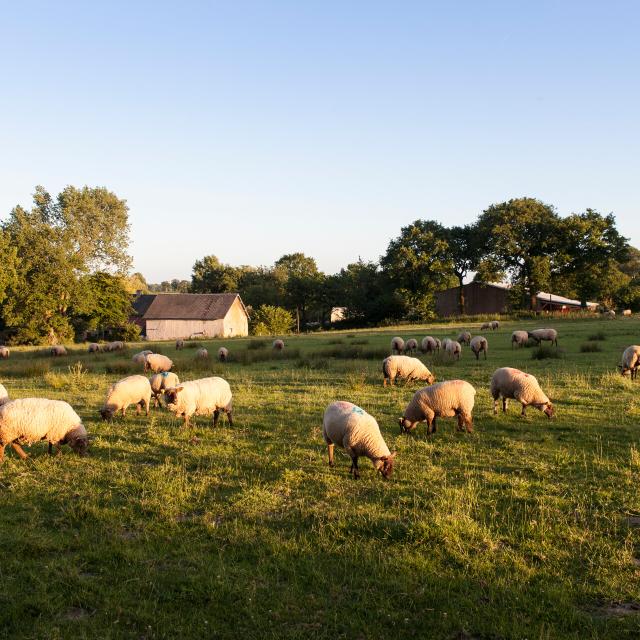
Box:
[50,345,67,357]
[104,341,125,352]
[144,353,173,373]
[0,346,9,359]
[457,331,471,345]
[399,380,476,435]
[446,340,462,360]
[132,350,153,366]
[196,348,209,360]
[0,384,9,406]
[88,343,101,353]
[164,376,233,428]
[218,347,228,362]
[391,337,405,354]
[623,309,632,317]
[322,401,395,479]
[150,372,180,407]
[603,310,616,319]
[619,345,640,380]
[491,321,499,330]
[421,336,439,354]
[528,328,558,347]
[490,367,554,418]
[176,339,185,350]
[481,322,492,330]
[470,335,488,360]
[273,339,285,351]
[511,331,529,348]
[0,398,88,462]
[100,375,152,420]
[382,356,435,387]
[404,338,418,354]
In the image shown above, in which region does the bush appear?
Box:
[580,342,602,353]
[112,323,142,342]
[531,346,564,360]
[588,331,606,341]
[250,306,294,336]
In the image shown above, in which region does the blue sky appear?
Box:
[1,1,638,282]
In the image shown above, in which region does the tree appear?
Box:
[445,225,481,314]
[125,272,149,294]
[250,305,294,335]
[191,255,241,293]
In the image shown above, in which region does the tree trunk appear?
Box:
[295,307,300,333]
[457,276,465,315]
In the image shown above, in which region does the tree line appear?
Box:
[1,189,638,344]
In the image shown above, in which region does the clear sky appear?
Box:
[1,1,638,282]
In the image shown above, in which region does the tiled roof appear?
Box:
[135,293,245,320]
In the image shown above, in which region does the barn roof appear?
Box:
[135,293,247,320]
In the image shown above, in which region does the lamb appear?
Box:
[164,376,233,428]
[50,345,67,357]
[491,321,499,330]
[391,337,405,354]
[273,339,285,351]
[322,400,396,479]
[446,340,462,360]
[619,345,640,380]
[457,331,471,345]
[470,335,488,360]
[104,341,125,352]
[176,339,185,350]
[149,371,180,407]
[490,367,554,418]
[217,347,228,362]
[132,350,153,366]
[144,353,173,373]
[88,343,101,353]
[421,336,439,354]
[0,346,9,359]
[100,375,152,420]
[399,380,476,435]
[0,384,9,406]
[0,398,89,462]
[404,338,418,354]
[382,356,435,387]
[196,348,209,360]
[511,331,529,348]
[528,328,558,347]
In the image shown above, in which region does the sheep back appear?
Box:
[391,337,405,353]
[102,375,152,418]
[144,353,173,373]
[490,367,551,408]
[382,356,434,386]
[165,377,232,421]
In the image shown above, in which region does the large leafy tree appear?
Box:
[191,255,241,293]
[445,224,481,314]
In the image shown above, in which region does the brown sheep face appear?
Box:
[100,407,115,421]
[69,436,89,456]
[543,403,555,419]
[399,417,417,433]
[378,452,397,478]
[164,386,184,410]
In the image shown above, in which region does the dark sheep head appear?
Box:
[378,452,397,479]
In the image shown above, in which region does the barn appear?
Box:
[132,293,249,340]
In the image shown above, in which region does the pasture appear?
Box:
[1,317,640,639]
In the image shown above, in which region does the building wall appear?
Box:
[145,319,225,340]
[436,283,509,316]
[222,298,249,337]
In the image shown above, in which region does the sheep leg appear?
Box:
[213,409,220,427]
[11,442,28,460]
[135,403,141,415]
[349,456,360,479]
[503,398,508,413]
[226,410,233,427]
[493,398,498,415]
[483,350,487,360]
[521,404,527,417]
[0,445,4,464]
[144,399,150,416]
[327,443,334,466]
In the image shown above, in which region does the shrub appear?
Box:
[531,346,564,360]
[250,305,294,336]
[580,342,602,353]
[588,331,606,341]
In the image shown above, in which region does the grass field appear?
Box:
[1,317,640,639]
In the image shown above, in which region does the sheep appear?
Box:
[218,347,228,362]
[528,328,558,347]
[164,376,233,428]
[149,371,180,407]
[132,350,153,367]
[457,331,471,345]
[88,343,101,353]
[481,322,492,330]
[0,346,9,359]
[511,330,529,348]
[404,338,418,354]
[382,356,435,387]
[490,367,554,418]
[446,340,462,360]
[603,310,616,318]
[273,339,285,351]
[421,336,439,354]
[470,335,488,360]
[441,338,451,351]
[196,348,209,360]
[623,309,632,317]
[434,338,441,351]
[144,353,173,373]
[491,321,499,330]
[100,375,152,420]
[0,384,9,406]
[399,380,476,435]
[176,339,185,350]
[0,398,89,462]
[391,337,405,354]
[322,400,396,479]
[619,345,640,380]
[50,345,67,357]
[104,341,125,352]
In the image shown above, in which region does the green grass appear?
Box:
[1,317,640,638]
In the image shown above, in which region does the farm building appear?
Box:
[435,282,597,316]
[132,293,249,340]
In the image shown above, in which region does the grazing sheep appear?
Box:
[218,347,228,362]
[491,321,499,330]
[196,348,209,360]
[470,335,488,360]
[132,350,153,366]
[481,322,492,330]
[0,384,9,406]
[0,398,89,462]
[404,338,418,354]
[446,340,462,360]
[490,367,554,418]
[391,337,405,354]
[273,339,285,351]
[434,338,441,351]
[382,356,435,387]
[164,376,233,428]
[399,380,476,435]
[176,339,185,350]
[421,336,439,354]
[0,346,9,359]
[619,345,640,380]
[457,331,471,345]
[144,353,173,373]
[88,343,101,353]
[100,375,152,420]
[442,338,451,351]
[604,310,616,318]
[511,330,529,348]
[104,341,125,352]
[623,309,632,317]
[322,401,396,479]
[528,328,558,347]
[150,372,180,407]
[50,345,67,357]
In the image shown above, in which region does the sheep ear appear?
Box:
[388,451,397,460]
[174,386,184,393]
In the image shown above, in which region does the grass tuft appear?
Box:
[580,341,602,353]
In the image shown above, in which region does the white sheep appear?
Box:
[404,338,418,354]
[0,398,89,462]
[273,339,285,351]
[382,356,435,387]
[391,337,405,354]
[100,375,152,420]
[490,367,554,418]
[399,380,476,435]
[511,331,529,348]
[619,345,640,380]
[623,309,632,317]
[144,353,173,373]
[195,347,209,360]
[322,400,396,479]
[603,310,616,318]
[442,338,451,350]
[481,322,492,330]
[0,384,9,406]
[457,331,471,345]
[149,372,180,407]
[0,346,9,359]
[491,321,499,330]
[104,341,125,352]
[176,339,185,350]
[132,350,153,366]
[470,335,488,360]
[50,345,67,357]
[528,328,558,347]
[165,376,233,428]
[446,340,462,360]
[421,336,439,354]
[217,347,228,362]
[88,343,101,353]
